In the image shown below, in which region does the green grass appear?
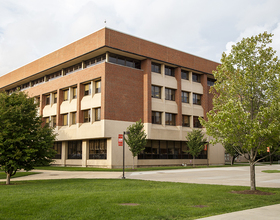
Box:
[0,179,279,220]
[262,170,280,173]
[0,171,40,180]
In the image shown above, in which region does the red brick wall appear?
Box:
[141,59,152,123]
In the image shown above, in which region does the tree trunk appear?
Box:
[6,173,11,185]
[250,163,256,191]
[132,156,135,170]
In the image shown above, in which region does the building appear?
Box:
[0,27,225,168]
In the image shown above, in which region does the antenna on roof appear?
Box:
[104,19,106,27]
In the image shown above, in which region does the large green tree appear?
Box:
[224,143,241,165]
[125,119,147,169]
[200,32,280,190]
[0,91,56,185]
[186,129,207,167]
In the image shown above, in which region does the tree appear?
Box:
[0,91,57,185]
[223,143,241,165]
[200,32,280,190]
[186,129,207,167]
[125,119,147,169]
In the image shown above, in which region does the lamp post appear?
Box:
[122,131,130,179]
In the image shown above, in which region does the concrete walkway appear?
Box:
[5,164,280,220]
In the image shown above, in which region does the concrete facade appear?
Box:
[0,27,224,168]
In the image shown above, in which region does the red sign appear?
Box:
[118,134,123,146]
[204,144,208,151]
[267,147,270,152]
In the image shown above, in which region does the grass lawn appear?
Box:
[0,171,40,180]
[262,170,280,173]
[0,179,279,220]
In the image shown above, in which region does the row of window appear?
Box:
[53,139,107,160]
[152,112,202,128]
[152,85,202,105]
[138,140,207,160]
[108,53,141,69]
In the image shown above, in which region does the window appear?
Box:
[52,116,56,127]
[31,77,44,87]
[53,142,62,159]
[85,54,106,68]
[181,91,189,103]
[182,115,190,127]
[152,111,162,124]
[165,88,175,101]
[21,82,30,90]
[108,53,141,69]
[165,113,176,126]
[193,116,202,128]
[72,112,76,125]
[64,63,82,75]
[83,109,91,123]
[44,117,50,125]
[192,73,201,83]
[72,87,77,99]
[151,62,161,73]
[193,93,202,105]
[84,83,91,96]
[53,93,57,104]
[46,71,62,81]
[46,95,50,105]
[152,85,161,99]
[165,66,175,77]
[62,114,68,126]
[95,108,101,121]
[95,81,101,93]
[68,141,82,159]
[181,70,189,80]
[89,139,107,159]
[63,90,68,101]
[207,78,215,86]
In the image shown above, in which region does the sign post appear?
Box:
[120,131,130,179]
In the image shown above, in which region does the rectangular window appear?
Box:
[165,113,176,126]
[192,73,201,83]
[46,95,50,105]
[53,93,57,104]
[95,108,101,121]
[84,83,91,96]
[83,109,91,123]
[108,53,141,69]
[181,91,189,103]
[151,85,161,99]
[52,116,56,127]
[95,81,101,93]
[165,66,175,77]
[207,78,215,86]
[85,54,106,67]
[64,63,82,75]
[72,112,76,125]
[89,139,107,159]
[181,70,189,80]
[62,114,68,126]
[193,116,202,128]
[165,88,175,101]
[31,77,44,87]
[46,71,62,81]
[182,115,190,127]
[63,90,68,101]
[44,117,50,125]
[53,142,62,159]
[68,141,82,159]
[193,93,202,105]
[72,87,77,99]
[152,111,162,124]
[151,62,161,73]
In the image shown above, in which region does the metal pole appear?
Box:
[122,131,125,179]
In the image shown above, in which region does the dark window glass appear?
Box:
[52,116,56,128]
[181,70,189,80]
[151,62,161,73]
[72,112,76,125]
[165,66,175,77]
[73,87,77,99]
[85,54,106,67]
[165,113,176,126]
[68,141,82,159]
[207,78,216,86]
[182,115,190,127]
[53,142,62,159]
[152,111,161,124]
[84,83,91,96]
[165,88,175,101]
[64,63,82,75]
[62,114,68,126]
[46,71,62,81]
[63,90,68,101]
[83,110,91,123]
[46,95,50,105]
[89,139,107,159]
[192,73,201,83]
[193,116,202,128]
[193,93,201,105]
[181,91,189,103]
[31,77,44,87]
[108,53,141,69]
[53,93,57,104]
[95,81,101,93]
[117,56,125,66]
[152,85,161,99]
[95,108,101,121]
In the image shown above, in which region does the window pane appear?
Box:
[63,114,68,126]
[182,115,190,127]
[95,81,101,93]
[63,90,68,101]
[83,110,91,123]
[53,93,57,103]
[151,63,161,73]
[72,112,76,125]
[84,83,91,96]
[193,116,202,128]
[181,70,189,80]
[95,108,101,121]
[192,73,201,83]
[152,111,161,124]
[73,87,77,99]
[46,95,50,105]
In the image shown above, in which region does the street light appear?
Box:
[122,131,130,179]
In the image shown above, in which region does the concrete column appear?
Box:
[82,140,88,167]
[61,141,67,166]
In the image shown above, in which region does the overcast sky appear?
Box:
[0,0,280,77]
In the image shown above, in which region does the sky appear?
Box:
[0,0,280,77]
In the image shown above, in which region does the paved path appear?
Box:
[5,164,280,220]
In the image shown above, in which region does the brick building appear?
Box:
[0,28,224,168]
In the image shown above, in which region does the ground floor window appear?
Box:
[68,140,82,159]
[89,139,107,159]
[53,142,62,159]
[138,140,207,160]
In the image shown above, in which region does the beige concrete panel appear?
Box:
[81,93,101,110]
[164,76,177,89]
[152,98,165,111]
[43,104,57,117]
[165,101,178,113]
[137,159,207,166]
[181,80,192,92]
[192,82,203,94]
[67,99,77,112]
[149,124,181,140]
[182,104,193,115]
[151,72,164,86]
[193,105,204,116]
[65,160,83,166]
[82,140,88,167]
